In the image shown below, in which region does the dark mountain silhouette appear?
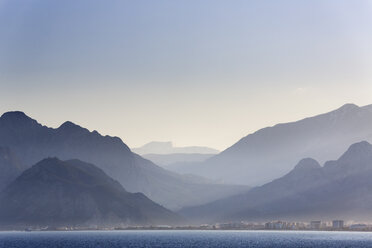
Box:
[0,158,180,228]
[173,103,372,186]
[180,141,372,223]
[0,111,247,210]
[0,146,25,191]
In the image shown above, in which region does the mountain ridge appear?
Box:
[0,111,247,210]
[133,141,219,155]
[180,141,372,223]
[171,103,372,186]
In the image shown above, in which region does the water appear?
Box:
[1,230,372,248]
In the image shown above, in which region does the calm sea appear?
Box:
[1,230,372,248]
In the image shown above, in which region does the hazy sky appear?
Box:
[1,0,372,150]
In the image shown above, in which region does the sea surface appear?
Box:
[1,230,372,248]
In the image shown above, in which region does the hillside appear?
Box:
[0,146,25,191]
[173,104,372,186]
[0,158,181,228]
[180,141,372,223]
[0,111,247,209]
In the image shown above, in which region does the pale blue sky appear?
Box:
[1,0,372,149]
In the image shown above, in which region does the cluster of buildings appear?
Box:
[19,220,372,232]
[264,220,345,230]
[195,219,372,231]
[118,221,372,231]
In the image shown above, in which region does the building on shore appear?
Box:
[265,221,286,230]
[332,220,344,229]
[310,221,321,230]
[350,224,368,231]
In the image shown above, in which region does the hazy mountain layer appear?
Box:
[0,111,247,210]
[142,153,214,167]
[0,158,180,228]
[173,104,372,186]
[132,141,219,155]
[180,141,372,223]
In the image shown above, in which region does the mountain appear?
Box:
[132,141,219,155]
[133,142,218,171]
[0,146,25,191]
[180,141,372,223]
[0,111,247,210]
[142,153,214,167]
[0,158,180,228]
[173,103,372,186]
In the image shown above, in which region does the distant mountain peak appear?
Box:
[338,141,372,162]
[293,158,321,171]
[1,111,27,118]
[306,103,361,121]
[58,121,81,130]
[1,111,33,122]
[0,111,39,128]
[142,141,173,150]
[37,157,60,166]
[57,121,94,136]
[337,103,360,110]
[339,103,359,109]
[349,140,372,148]
[19,157,118,186]
[133,141,219,155]
[322,103,362,119]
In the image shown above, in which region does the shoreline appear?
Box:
[0,229,371,233]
